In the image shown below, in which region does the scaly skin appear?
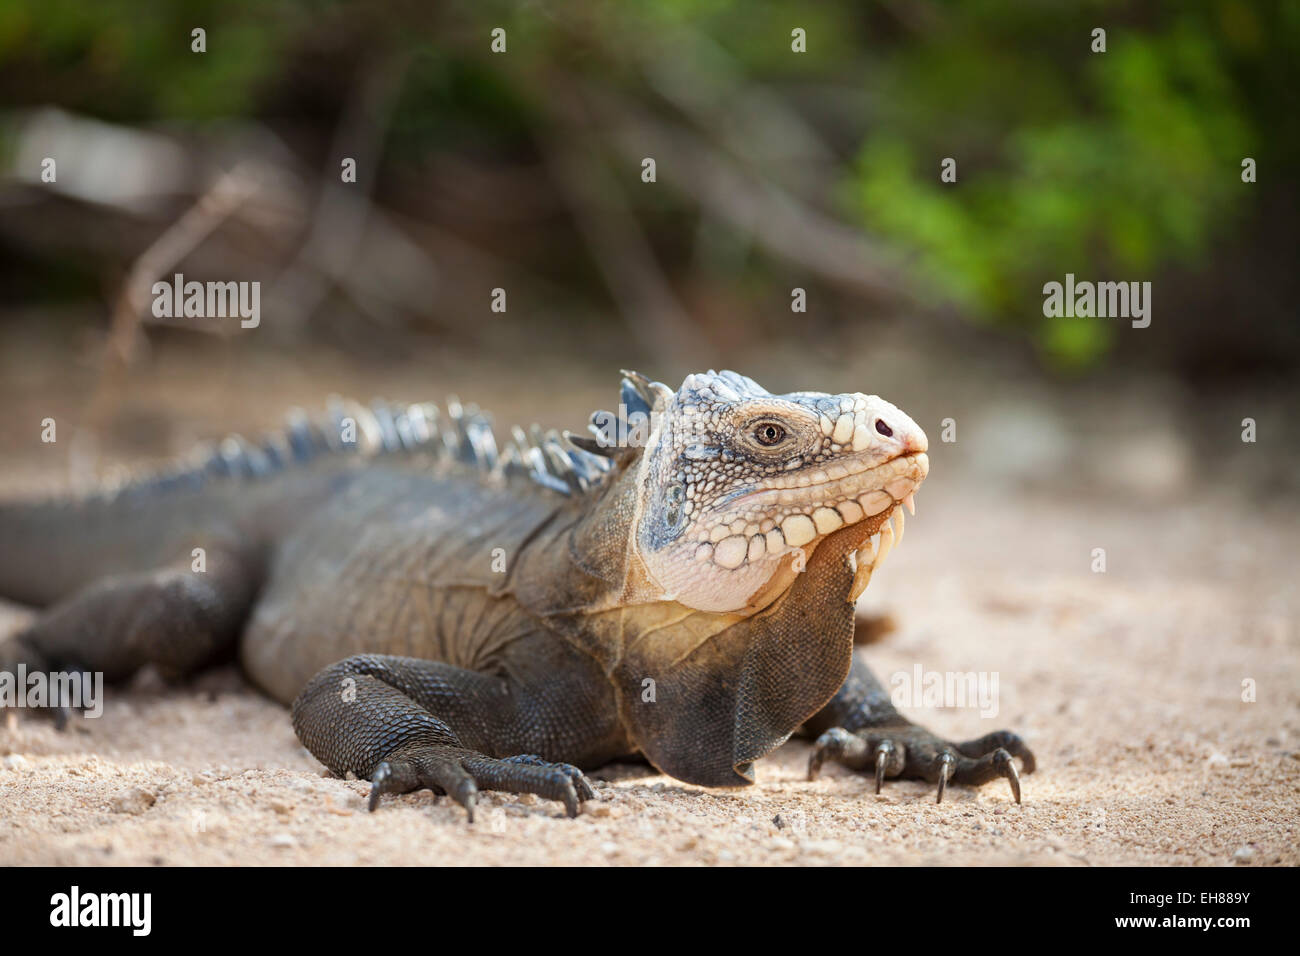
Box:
[0,370,1033,818]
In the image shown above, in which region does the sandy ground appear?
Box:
[2,487,1296,866]
[0,334,1297,865]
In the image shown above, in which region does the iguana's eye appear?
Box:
[754,422,786,446]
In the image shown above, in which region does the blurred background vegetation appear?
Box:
[0,0,1295,382]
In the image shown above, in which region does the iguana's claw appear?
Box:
[995,748,1022,804]
[367,746,592,821]
[874,741,894,794]
[934,751,954,804]
[807,727,866,781]
[959,730,1037,774]
[499,754,597,804]
[53,705,74,731]
[456,781,479,823]
[810,724,1034,804]
[369,760,402,812]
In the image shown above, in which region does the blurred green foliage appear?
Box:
[836,1,1281,368]
[0,0,285,120]
[0,0,1293,370]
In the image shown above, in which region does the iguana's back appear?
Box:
[0,399,584,704]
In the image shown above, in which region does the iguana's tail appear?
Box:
[0,479,250,607]
[0,406,355,607]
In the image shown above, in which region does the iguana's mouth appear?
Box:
[692,451,928,574]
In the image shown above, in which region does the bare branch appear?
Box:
[106,165,261,363]
[538,91,700,365]
[588,91,911,305]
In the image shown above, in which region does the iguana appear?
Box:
[0,370,1034,819]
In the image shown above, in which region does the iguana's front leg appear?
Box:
[803,654,1035,803]
[291,654,602,821]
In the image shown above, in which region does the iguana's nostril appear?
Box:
[875,419,893,438]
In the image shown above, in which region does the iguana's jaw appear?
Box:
[726,449,929,612]
[646,448,928,614]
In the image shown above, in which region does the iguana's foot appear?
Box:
[0,635,88,729]
[807,725,1035,804]
[368,744,596,821]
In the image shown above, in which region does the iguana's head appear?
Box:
[615,370,928,613]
